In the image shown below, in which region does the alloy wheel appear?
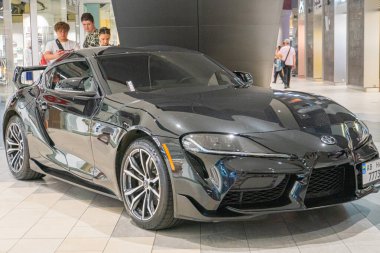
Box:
[122,148,161,221]
[5,123,24,173]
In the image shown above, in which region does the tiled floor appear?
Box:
[0,78,380,253]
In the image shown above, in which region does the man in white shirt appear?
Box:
[279,39,296,89]
[43,22,79,64]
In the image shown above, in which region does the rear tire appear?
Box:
[120,138,181,230]
[5,116,45,180]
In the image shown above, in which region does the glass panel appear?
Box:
[47,61,95,91]
[0,1,7,85]
[0,0,14,93]
[11,0,31,68]
[99,52,240,93]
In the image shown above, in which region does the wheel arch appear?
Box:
[115,129,155,191]
[2,110,20,140]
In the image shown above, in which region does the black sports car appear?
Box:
[3,46,380,230]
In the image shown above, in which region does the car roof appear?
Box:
[75,45,201,57]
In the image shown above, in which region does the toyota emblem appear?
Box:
[321,135,337,145]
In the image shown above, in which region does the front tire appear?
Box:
[120,138,181,230]
[5,116,45,180]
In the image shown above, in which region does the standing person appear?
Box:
[98,27,111,46]
[43,22,79,64]
[81,13,99,48]
[273,45,282,83]
[273,53,285,84]
[279,39,296,89]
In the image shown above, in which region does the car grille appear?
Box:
[305,165,345,199]
[220,176,289,208]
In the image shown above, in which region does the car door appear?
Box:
[37,59,100,180]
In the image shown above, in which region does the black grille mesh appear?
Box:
[220,176,289,207]
[306,165,345,199]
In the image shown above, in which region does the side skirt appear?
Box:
[30,159,121,200]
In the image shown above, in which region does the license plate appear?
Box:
[362,158,380,186]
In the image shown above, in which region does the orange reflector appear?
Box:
[162,144,176,171]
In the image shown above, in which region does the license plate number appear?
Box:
[362,158,380,186]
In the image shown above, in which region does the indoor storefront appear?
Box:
[0,0,119,92]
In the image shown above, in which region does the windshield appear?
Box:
[98,52,242,93]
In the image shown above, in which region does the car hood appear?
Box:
[108,85,358,137]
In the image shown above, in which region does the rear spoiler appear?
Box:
[13,65,47,89]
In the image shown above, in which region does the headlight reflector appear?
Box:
[182,134,273,155]
[354,120,370,144]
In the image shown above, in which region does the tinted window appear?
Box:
[98,52,241,94]
[45,61,96,92]
[98,54,149,94]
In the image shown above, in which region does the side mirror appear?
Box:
[233,71,254,86]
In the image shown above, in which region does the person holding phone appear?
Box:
[43,22,79,64]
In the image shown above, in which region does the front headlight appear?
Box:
[354,120,370,145]
[181,133,290,158]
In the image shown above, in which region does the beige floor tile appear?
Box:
[104,237,154,253]
[0,208,47,228]
[338,232,380,245]
[55,251,103,253]
[76,207,123,227]
[154,222,200,250]
[0,225,34,239]
[291,229,342,246]
[345,245,380,253]
[0,239,18,252]
[0,182,14,192]
[201,223,249,253]
[251,248,300,253]
[16,192,63,209]
[61,186,97,203]
[57,238,109,252]
[43,199,89,219]
[333,216,378,235]
[0,207,13,219]
[0,187,37,204]
[247,235,297,251]
[67,225,115,238]
[8,238,63,253]
[201,247,250,253]
[24,216,77,239]
[111,213,156,237]
[245,220,291,237]
[155,233,200,250]
[152,250,201,253]
[90,194,124,208]
[297,242,350,253]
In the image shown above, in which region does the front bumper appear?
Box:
[160,136,379,222]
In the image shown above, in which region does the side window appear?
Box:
[99,54,149,93]
[46,61,96,92]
